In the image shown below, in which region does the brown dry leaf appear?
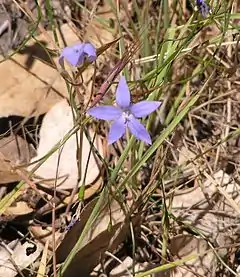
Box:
[0,240,42,277]
[178,146,195,165]
[0,135,36,184]
[56,200,124,260]
[169,235,217,277]
[28,100,103,189]
[36,240,49,277]
[0,24,73,117]
[169,170,240,246]
[0,17,114,117]
[56,200,139,277]
[29,225,62,250]
[4,201,33,216]
[177,145,196,178]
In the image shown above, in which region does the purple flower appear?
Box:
[66,217,78,231]
[196,0,210,17]
[88,76,161,145]
[59,42,97,67]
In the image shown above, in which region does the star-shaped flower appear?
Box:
[88,76,161,145]
[59,42,97,67]
[196,0,210,17]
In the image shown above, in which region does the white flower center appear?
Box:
[122,111,133,124]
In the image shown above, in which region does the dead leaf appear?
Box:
[178,146,196,166]
[29,225,62,250]
[169,170,240,247]
[28,100,103,189]
[169,235,217,277]
[56,200,140,277]
[0,24,71,117]
[0,22,106,117]
[177,146,196,177]
[56,200,124,260]
[0,241,12,270]
[37,240,49,277]
[0,135,36,184]
[4,201,33,216]
[0,3,117,117]
[0,240,42,277]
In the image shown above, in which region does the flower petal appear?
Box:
[59,55,65,67]
[83,43,97,62]
[59,43,84,67]
[88,106,122,120]
[130,101,161,118]
[116,76,131,108]
[196,0,210,17]
[108,116,126,144]
[128,116,152,144]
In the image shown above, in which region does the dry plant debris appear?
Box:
[56,200,130,276]
[0,135,35,184]
[169,170,240,246]
[0,1,240,277]
[169,235,217,277]
[0,23,68,117]
[0,18,114,117]
[0,240,42,277]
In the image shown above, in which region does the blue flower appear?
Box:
[66,217,78,230]
[59,42,97,67]
[196,0,210,17]
[88,76,161,145]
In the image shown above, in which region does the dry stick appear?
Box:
[90,62,122,107]
[15,169,49,202]
[224,27,233,149]
[52,193,57,277]
[204,171,240,215]
[0,151,62,216]
[52,147,64,277]
[90,42,140,107]
[0,151,50,204]
[64,62,99,216]
[64,76,84,217]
